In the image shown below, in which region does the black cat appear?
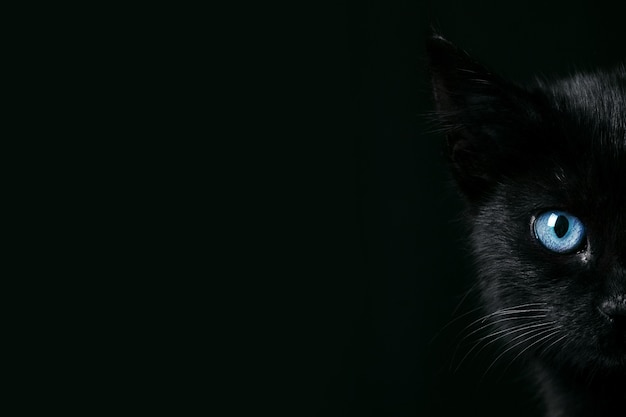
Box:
[426,34,626,417]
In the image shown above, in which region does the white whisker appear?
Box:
[428,305,485,345]
[452,321,554,372]
[461,314,548,341]
[500,329,563,376]
[481,327,556,379]
[538,334,567,358]
[456,304,549,337]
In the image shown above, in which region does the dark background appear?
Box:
[297,1,626,416]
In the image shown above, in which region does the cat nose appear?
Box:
[599,295,626,324]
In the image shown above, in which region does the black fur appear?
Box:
[427,34,626,417]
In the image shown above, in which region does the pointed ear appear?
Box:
[426,35,502,115]
[425,35,539,203]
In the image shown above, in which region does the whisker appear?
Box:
[456,306,548,338]
[448,303,550,367]
[477,321,555,345]
[500,329,563,377]
[452,321,554,372]
[538,334,567,358]
[461,314,548,341]
[481,327,556,379]
[450,283,480,317]
[428,305,485,345]
[493,309,551,315]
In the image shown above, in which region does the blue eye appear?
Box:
[533,211,586,253]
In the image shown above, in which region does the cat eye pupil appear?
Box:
[554,215,569,238]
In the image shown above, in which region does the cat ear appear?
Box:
[426,35,536,202]
[426,34,501,117]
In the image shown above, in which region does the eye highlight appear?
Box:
[533,210,586,254]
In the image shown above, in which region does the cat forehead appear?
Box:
[543,70,626,138]
[528,71,626,197]
[538,70,626,162]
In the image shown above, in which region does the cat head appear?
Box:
[427,34,626,371]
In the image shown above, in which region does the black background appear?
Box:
[294,1,626,416]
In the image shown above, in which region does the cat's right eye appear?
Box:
[533,211,586,254]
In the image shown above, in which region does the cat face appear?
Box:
[427,35,626,372]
